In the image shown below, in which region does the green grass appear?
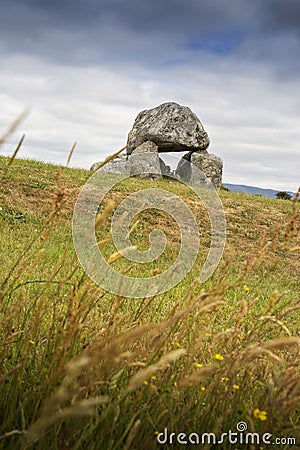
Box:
[0,154,299,449]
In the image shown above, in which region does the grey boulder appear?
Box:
[129,141,162,180]
[131,140,158,153]
[90,154,129,175]
[176,150,223,189]
[127,102,210,154]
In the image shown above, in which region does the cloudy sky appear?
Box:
[0,0,299,191]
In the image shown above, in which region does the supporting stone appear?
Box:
[176,150,223,189]
[129,141,162,180]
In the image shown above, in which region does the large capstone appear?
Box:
[127,102,210,154]
[176,150,223,189]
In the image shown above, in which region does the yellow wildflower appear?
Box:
[28,340,35,345]
[195,363,203,369]
[221,377,229,382]
[214,354,224,361]
[175,342,181,348]
[243,284,249,292]
[253,408,267,421]
[200,386,206,392]
[233,384,240,390]
[151,376,156,381]
[205,333,211,337]
[144,381,148,386]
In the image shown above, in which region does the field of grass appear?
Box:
[0,154,299,449]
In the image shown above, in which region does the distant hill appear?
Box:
[223,183,296,199]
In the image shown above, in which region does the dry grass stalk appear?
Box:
[123,419,141,450]
[262,337,300,350]
[66,141,77,166]
[180,365,215,386]
[0,430,28,441]
[27,396,109,445]
[7,134,25,167]
[126,349,186,392]
[92,145,127,171]
[94,200,115,230]
[0,109,29,146]
[259,315,292,336]
[107,245,137,264]
[27,355,109,443]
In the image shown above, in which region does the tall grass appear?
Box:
[0,154,299,449]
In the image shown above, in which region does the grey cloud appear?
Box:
[258,0,300,33]
[1,0,254,30]
[0,0,256,65]
[1,0,299,80]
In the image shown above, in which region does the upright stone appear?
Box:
[176,150,223,189]
[191,151,223,189]
[129,141,162,180]
[127,102,210,154]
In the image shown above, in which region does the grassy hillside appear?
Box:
[0,155,299,449]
